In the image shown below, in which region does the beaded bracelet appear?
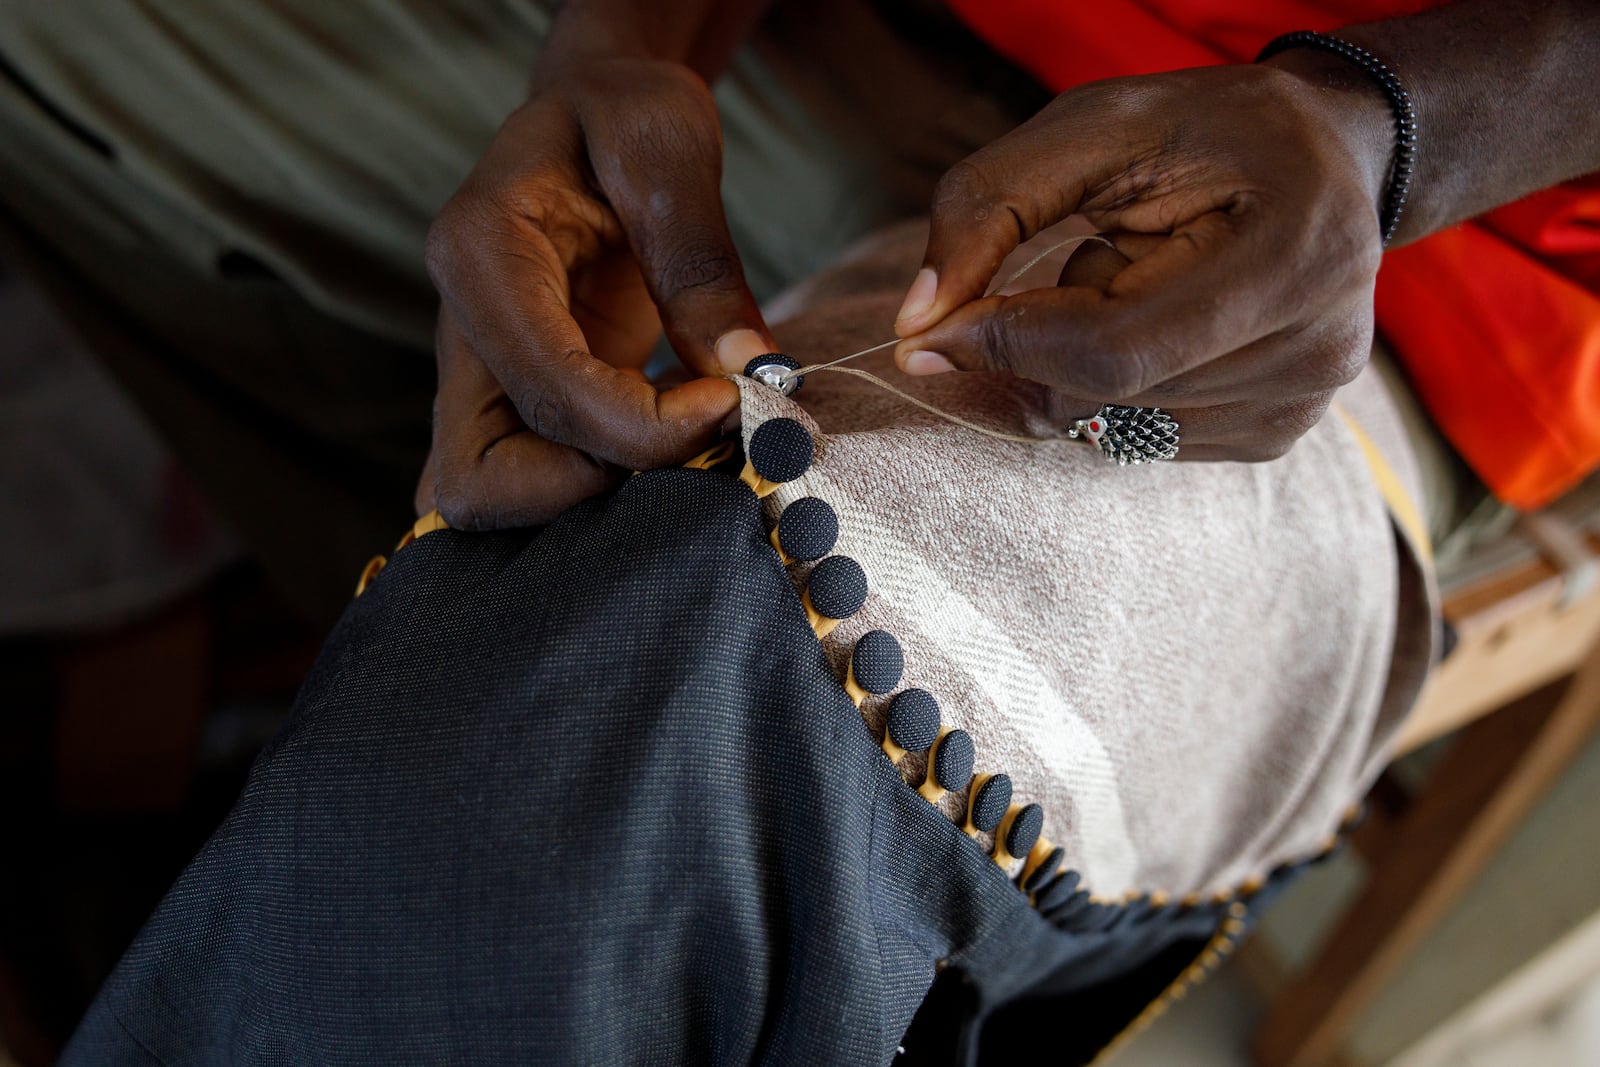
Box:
[1257,30,1417,246]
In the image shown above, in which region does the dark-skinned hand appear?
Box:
[893,61,1393,462]
[421,58,775,528]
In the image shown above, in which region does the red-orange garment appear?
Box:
[947,0,1600,509]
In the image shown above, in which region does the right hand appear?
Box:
[421,58,773,529]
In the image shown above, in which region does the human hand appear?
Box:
[421,58,773,527]
[893,61,1393,461]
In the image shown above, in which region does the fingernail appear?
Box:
[715,328,771,375]
[896,268,938,330]
[903,349,956,376]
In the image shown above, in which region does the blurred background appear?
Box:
[1,258,316,1064]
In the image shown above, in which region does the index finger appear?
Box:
[430,208,739,471]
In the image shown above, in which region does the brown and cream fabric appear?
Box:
[742,222,1438,900]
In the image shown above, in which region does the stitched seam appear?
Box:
[865,766,897,1056]
[108,1003,169,1066]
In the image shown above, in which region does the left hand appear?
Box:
[419,59,763,528]
[892,61,1393,461]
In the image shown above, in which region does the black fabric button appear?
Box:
[1004,803,1044,860]
[1045,888,1093,925]
[806,556,867,620]
[849,630,903,695]
[885,689,940,754]
[968,774,1012,833]
[1111,895,1154,930]
[929,728,974,792]
[1033,868,1081,911]
[776,497,838,562]
[748,418,814,484]
[1023,846,1065,893]
[1085,901,1121,933]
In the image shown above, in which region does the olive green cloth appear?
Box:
[0,0,1045,622]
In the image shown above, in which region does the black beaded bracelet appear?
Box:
[1257,30,1416,246]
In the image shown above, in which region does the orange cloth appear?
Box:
[947,0,1600,508]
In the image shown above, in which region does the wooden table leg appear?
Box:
[1251,647,1600,1067]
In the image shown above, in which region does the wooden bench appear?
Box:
[1251,496,1600,1067]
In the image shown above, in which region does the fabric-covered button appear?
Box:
[354,554,387,597]
[806,556,867,619]
[994,802,1044,867]
[917,727,974,803]
[1022,845,1065,893]
[771,496,838,563]
[845,630,903,705]
[965,773,1012,836]
[1032,868,1081,911]
[1046,888,1094,926]
[883,688,940,763]
[741,418,814,497]
[802,555,867,638]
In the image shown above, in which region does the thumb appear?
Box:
[895,107,1108,339]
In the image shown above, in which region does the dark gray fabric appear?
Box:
[63,468,1264,1066]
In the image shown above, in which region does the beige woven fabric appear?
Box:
[740,223,1436,899]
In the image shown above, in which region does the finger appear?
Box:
[568,250,663,370]
[652,363,695,390]
[1164,393,1338,463]
[578,68,776,377]
[428,202,740,471]
[894,91,1148,337]
[1055,238,1133,291]
[1034,310,1372,410]
[1134,313,1370,408]
[1050,231,1372,406]
[429,308,623,530]
[897,210,1325,401]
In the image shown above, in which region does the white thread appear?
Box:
[776,233,1114,444]
[791,337,902,377]
[815,367,1062,444]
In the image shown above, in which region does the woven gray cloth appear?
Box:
[741,222,1437,899]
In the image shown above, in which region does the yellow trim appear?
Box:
[353,555,387,597]
[917,726,960,802]
[1336,406,1433,566]
[684,440,737,470]
[395,508,450,553]
[1088,902,1250,1066]
[843,667,869,708]
[356,510,451,598]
